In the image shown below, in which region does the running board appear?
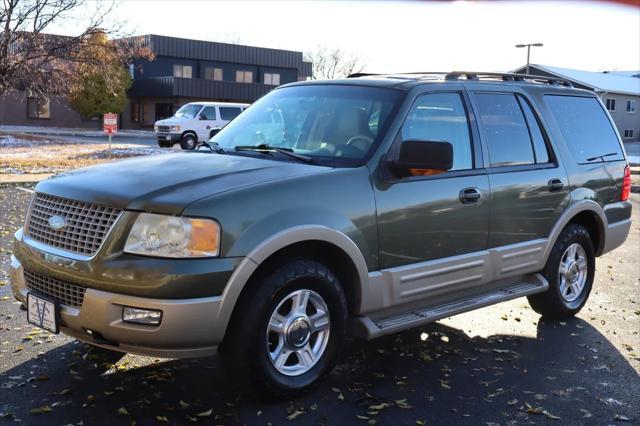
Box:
[351,274,548,339]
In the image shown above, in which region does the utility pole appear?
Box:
[516,43,543,74]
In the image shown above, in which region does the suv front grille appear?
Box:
[157,125,171,133]
[24,268,86,308]
[25,193,121,257]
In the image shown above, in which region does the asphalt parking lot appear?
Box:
[0,185,638,425]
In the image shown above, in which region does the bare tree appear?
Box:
[0,0,147,98]
[305,46,365,80]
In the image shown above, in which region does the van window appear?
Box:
[401,92,473,171]
[544,95,624,163]
[220,107,242,121]
[199,106,216,120]
[475,93,535,167]
[517,95,550,163]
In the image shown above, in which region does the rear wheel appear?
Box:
[180,133,197,150]
[527,224,595,318]
[220,259,347,396]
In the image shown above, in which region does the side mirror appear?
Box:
[389,140,453,177]
[199,114,208,120]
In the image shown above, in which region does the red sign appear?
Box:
[103,113,118,135]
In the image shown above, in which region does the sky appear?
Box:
[52,1,640,73]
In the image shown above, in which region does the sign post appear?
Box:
[103,113,118,151]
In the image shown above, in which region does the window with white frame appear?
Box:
[27,97,50,119]
[264,73,281,86]
[235,70,253,83]
[626,100,636,113]
[173,65,192,78]
[623,129,634,139]
[605,98,616,111]
[205,67,223,81]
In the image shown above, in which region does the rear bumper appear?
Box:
[11,255,223,358]
[601,218,632,255]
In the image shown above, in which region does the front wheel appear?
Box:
[180,134,197,150]
[527,224,595,318]
[220,259,348,396]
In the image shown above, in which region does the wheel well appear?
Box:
[180,131,197,140]
[567,211,604,255]
[242,241,361,315]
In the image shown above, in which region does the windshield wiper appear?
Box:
[196,141,226,154]
[586,152,618,162]
[234,144,316,165]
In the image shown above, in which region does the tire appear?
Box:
[180,133,197,150]
[527,224,595,318]
[220,259,348,397]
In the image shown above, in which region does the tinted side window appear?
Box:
[401,92,473,171]
[517,95,550,163]
[475,93,534,167]
[544,95,624,163]
[199,106,216,120]
[219,107,242,121]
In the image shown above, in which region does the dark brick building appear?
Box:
[0,35,312,129]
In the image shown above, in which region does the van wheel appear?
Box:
[527,224,595,318]
[220,259,348,397]
[180,134,197,150]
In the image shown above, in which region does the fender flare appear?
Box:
[543,200,607,262]
[212,226,370,342]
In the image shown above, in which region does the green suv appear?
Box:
[10,72,632,394]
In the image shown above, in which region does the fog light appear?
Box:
[122,307,162,325]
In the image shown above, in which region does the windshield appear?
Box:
[211,85,402,164]
[175,104,203,119]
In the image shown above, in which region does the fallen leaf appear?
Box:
[30,405,52,414]
[287,410,305,421]
[179,400,190,409]
[156,416,168,422]
[195,409,213,417]
[116,407,129,416]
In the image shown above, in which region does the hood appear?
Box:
[155,117,182,126]
[36,153,330,214]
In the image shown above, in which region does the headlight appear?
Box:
[170,125,181,132]
[124,213,220,258]
[154,124,159,132]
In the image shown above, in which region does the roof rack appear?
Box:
[347,71,573,87]
[444,71,573,87]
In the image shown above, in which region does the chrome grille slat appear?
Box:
[24,269,86,308]
[157,125,171,132]
[26,193,121,256]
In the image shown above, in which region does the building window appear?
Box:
[130,102,140,123]
[264,73,280,86]
[627,100,636,113]
[27,97,50,119]
[605,98,616,111]
[624,129,634,139]
[205,67,223,81]
[173,65,192,78]
[236,70,253,83]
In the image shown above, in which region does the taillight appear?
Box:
[621,165,631,201]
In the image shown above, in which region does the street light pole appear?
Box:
[515,43,543,74]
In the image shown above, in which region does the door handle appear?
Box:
[548,178,564,192]
[459,187,482,204]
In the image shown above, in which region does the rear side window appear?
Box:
[474,93,535,167]
[219,107,242,121]
[544,95,624,163]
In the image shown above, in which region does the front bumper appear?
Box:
[156,133,181,144]
[11,254,224,358]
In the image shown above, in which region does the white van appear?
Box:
[154,102,249,150]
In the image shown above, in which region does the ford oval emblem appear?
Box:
[48,215,67,231]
